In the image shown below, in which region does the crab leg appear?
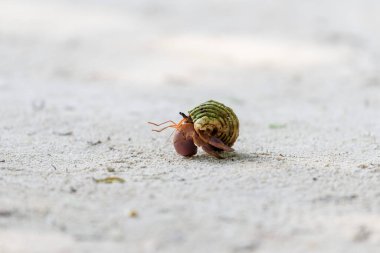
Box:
[197,132,234,152]
[202,144,223,159]
[208,136,234,152]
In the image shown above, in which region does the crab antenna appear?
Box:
[149,118,186,132]
[148,120,177,127]
[151,124,177,132]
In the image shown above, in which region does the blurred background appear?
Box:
[1,0,379,88]
[2,0,380,122]
[1,0,380,252]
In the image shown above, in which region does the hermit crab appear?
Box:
[148,100,239,159]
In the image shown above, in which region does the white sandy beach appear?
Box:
[0,0,379,252]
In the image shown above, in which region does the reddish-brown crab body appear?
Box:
[148,100,239,158]
[149,113,235,159]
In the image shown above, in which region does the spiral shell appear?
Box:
[188,100,239,147]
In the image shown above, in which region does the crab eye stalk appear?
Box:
[179,112,188,118]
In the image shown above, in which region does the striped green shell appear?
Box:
[188,100,239,147]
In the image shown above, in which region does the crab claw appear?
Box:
[173,130,198,157]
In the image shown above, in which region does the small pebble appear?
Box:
[107,167,116,172]
[128,210,138,218]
